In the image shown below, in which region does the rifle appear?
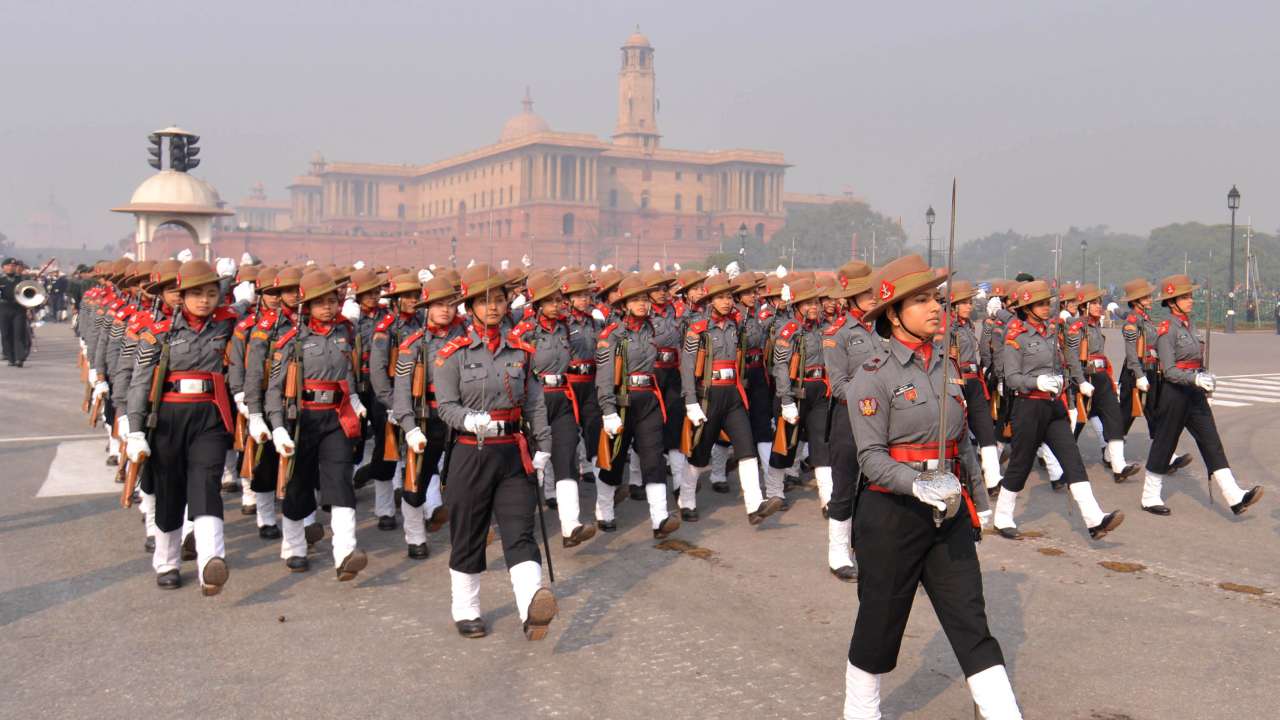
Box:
[597,336,629,471]
[121,452,146,508]
[772,339,803,454]
[276,333,303,500]
[680,331,712,455]
[404,342,429,495]
[1203,268,1212,372]
[1132,330,1147,418]
[936,179,958,526]
[88,385,104,427]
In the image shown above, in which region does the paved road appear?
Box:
[2,324,1276,719]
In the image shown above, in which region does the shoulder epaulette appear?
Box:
[150,318,172,334]
[374,312,396,333]
[1157,320,1170,336]
[511,320,534,338]
[212,306,238,322]
[598,322,619,340]
[759,307,774,320]
[437,335,471,359]
[861,353,886,372]
[273,327,298,349]
[127,313,151,334]
[1125,313,1138,324]
[521,305,534,320]
[778,321,799,340]
[399,329,424,351]
[674,303,687,318]
[687,319,708,335]
[1068,320,1084,333]
[823,314,847,335]
[508,336,537,354]
[236,313,258,332]
[256,310,277,331]
[114,307,130,322]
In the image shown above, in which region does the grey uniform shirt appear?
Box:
[1121,308,1157,378]
[1065,316,1107,382]
[595,319,658,417]
[1001,317,1061,393]
[512,317,573,377]
[432,325,551,453]
[983,307,1015,379]
[244,307,298,416]
[1156,313,1204,387]
[126,309,238,432]
[679,312,744,405]
[772,317,826,404]
[565,310,601,363]
[371,311,422,408]
[823,310,882,403]
[264,320,358,429]
[391,318,468,431]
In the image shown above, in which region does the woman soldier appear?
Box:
[991,280,1125,540]
[511,271,599,548]
[645,270,693,506]
[768,277,832,510]
[124,260,240,595]
[732,273,775,486]
[595,275,681,538]
[678,273,780,524]
[1117,278,1192,469]
[1065,283,1144,482]
[948,280,1005,492]
[228,266,281,537]
[1139,275,1262,516]
[265,269,369,579]
[432,263,555,640]
[820,260,879,582]
[347,268,393,491]
[368,272,424,530]
[395,276,467,558]
[843,255,1019,719]
[561,270,609,521]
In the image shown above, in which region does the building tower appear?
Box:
[613,26,660,150]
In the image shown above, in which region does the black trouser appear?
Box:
[1145,382,1228,475]
[0,305,29,363]
[544,389,580,481]
[250,436,279,493]
[355,389,396,480]
[597,390,666,486]
[850,489,1005,676]
[1085,371,1124,442]
[281,408,356,521]
[827,402,859,523]
[1118,367,1159,437]
[743,365,774,443]
[963,377,996,447]
[1000,396,1088,492]
[769,379,831,469]
[570,376,602,462]
[151,402,232,533]
[656,366,684,454]
[688,384,756,468]
[445,441,539,574]
[404,417,448,508]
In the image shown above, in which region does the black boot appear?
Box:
[652,514,681,539]
[336,549,368,581]
[144,536,155,553]
[1113,462,1142,483]
[156,569,181,589]
[407,542,430,559]
[1231,486,1263,515]
[596,519,617,533]
[830,564,858,583]
[377,515,398,531]
[455,618,487,638]
[180,533,196,561]
[748,496,784,525]
[680,507,699,522]
[711,481,729,494]
[562,524,597,548]
[258,524,281,539]
[628,485,645,501]
[1088,511,1125,540]
[286,556,310,573]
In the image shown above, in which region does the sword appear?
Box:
[933,179,960,528]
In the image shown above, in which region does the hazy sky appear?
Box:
[4,0,1278,249]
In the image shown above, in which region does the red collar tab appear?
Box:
[308,318,334,336]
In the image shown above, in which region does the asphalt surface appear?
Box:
[1,324,1276,719]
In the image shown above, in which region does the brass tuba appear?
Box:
[15,279,46,308]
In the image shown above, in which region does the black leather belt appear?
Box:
[541,374,567,387]
[627,374,654,387]
[163,379,214,394]
[302,389,343,404]
[459,421,521,437]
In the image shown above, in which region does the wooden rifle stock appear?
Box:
[383,421,401,461]
[597,430,614,472]
[404,445,419,494]
[88,393,104,428]
[121,452,146,508]
[234,414,246,452]
[276,454,291,500]
[1131,388,1144,418]
[240,435,257,478]
[82,381,92,413]
[772,413,789,454]
[680,417,694,456]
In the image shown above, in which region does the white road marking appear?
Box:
[1207,398,1249,407]
[36,440,120,497]
[1197,374,1280,409]
[0,433,109,445]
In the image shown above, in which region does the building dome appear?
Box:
[624,25,651,47]
[113,169,230,216]
[499,88,550,142]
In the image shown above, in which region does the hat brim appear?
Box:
[1122,284,1155,303]
[1160,284,1198,301]
[415,292,461,309]
[301,281,341,303]
[352,278,389,295]
[862,270,948,321]
[1077,290,1105,305]
[830,277,874,299]
[1011,290,1053,309]
[460,275,508,301]
[614,283,657,304]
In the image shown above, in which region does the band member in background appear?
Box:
[124,260,239,595]
[843,255,1018,720]
[265,270,369,579]
[0,257,33,366]
[432,263,555,640]
[1139,275,1262,517]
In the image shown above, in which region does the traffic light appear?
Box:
[184,135,201,171]
[170,135,187,171]
[148,134,163,170]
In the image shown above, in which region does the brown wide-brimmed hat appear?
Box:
[730,274,760,297]
[299,269,341,303]
[235,265,259,284]
[1121,277,1156,303]
[501,267,528,289]
[349,268,387,296]
[641,270,673,292]
[863,254,949,321]
[559,270,592,296]
[109,258,133,282]
[816,274,839,299]
[674,269,708,294]
[253,266,278,291]
[702,273,734,298]
[385,273,422,298]
[1158,274,1198,301]
[987,279,1013,298]
[1011,280,1052,309]
[1075,283,1104,305]
[949,279,978,303]
[125,261,156,286]
[146,260,183,292]
[416,276,461,308]
[265,266,304,293]
[175,260,221,292]
[458,263,507,302]
[787,278,822,305]
[832,261,873,299]
[527,270,562,304]
[594,268,624,295]
[760,275,785,299]
[329,265,353,285]
[614,274,655,304]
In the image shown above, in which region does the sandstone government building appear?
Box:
[200,29,829,268]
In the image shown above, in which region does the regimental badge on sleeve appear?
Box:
[859,398,878,416]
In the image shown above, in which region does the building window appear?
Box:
[696,227,704,241]
[696,173,703,182]
[640,190,650,209]
[609,190,618,208]
[397,203,405,219]
[398,183,405,192]
[696,195,704,212]
[563,213,575,236]
[675,171,682,181]
[674,193,682,211]
[609,166,617,176]
[509,185,514,203]
[499,188,505,205]
[642,166,652,182]
[674,226,683,240]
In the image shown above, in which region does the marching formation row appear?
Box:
[73,251,1262,719]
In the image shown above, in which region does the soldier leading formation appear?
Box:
[67,250,1264,719]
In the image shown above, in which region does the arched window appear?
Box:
[562,213,575,236]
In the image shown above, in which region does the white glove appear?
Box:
[1195,372,1216,393]
[1036,374,1064,394]
[248,414,271,443]
[417,268,434,283]
[781,402,800,424]
[272,426,295,457]
[532,451,551,472]
[125,431,150,463]
[1059,309,1072,322]
[1078,380,1095,397]
[1106,302,1119,316]
[977,509,993,528]
[353,260,365,270]
[348,393,367,419]
[1136,376,1150,393]
[986,297,1002,315]
[911,471,961,513]
[510,294,527,310]
[88,368,99,385]
[997,380,1004,396]
[117,415,131,439]
[92,381,110,400]
[341,299,361,322]
[234,391,248,417]
[79,339,87,354]
[591,308,607,322]
[685,403,707,427]
[176,248,194,262]
[405,426,427,453]
[463,412,493,436]
[602,413,623,437]
[1068,406,1078,432]
[215,257,237,278]
[232,280,256,304]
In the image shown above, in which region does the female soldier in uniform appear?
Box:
[768,277,832,509]
[1139,275,1262,516]
[265,270,369,579]
[561,270,608,519]
[124,260,240,595]
[368,273,424,530]
[948,280,1004,492]
[843,255,1019,719]
[433,263,555,640]
[1117,278,1192,469]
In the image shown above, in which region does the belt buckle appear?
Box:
[177,378,206,394]
[657,351,675,362]
[629,374,651,387]
[543,374,563,387]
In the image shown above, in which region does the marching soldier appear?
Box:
[768,277,832,509]
[1064,283,1143,482]
[123,260,240,595]
[595,275,681,538]
[843,254,1019,719]
[562,270,608,519]
[347,268,393,491]
[648,270,692,502]
[678,274,780,524]
[1139,275,1262,516]
[511,271,598,547]
[949,280,1004,489]
[228,266,282,536]
[991,280,1124,540]
[395,276,467,558]
[368,272,425,530]
[432,263,555,640]
[1118,278,1193,470]
[821,261,879,582]
[1,257,32,367]
[265,269,369,579]
[733,274,775,482]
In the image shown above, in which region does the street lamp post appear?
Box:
[1227,185,1240,333]
[925,206,936,266]
[737,222,748,266]
[1080,238,1088,283]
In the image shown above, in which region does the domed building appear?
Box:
[227,29,789,267]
